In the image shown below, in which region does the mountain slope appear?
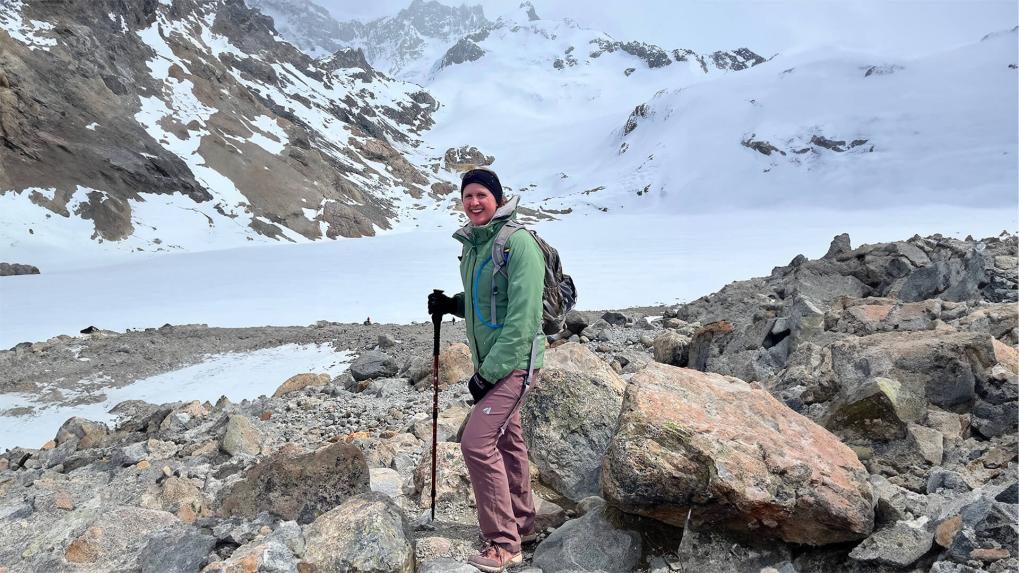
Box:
[0,0,444,264]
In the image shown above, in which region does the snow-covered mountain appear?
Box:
[0,0,1015,272]
[0,0,449,264]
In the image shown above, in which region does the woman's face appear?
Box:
[462,183,499,226]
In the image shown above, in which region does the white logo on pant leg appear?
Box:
[482,407,492,415]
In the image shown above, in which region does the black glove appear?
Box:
[467,372,493,404]
[428,291,456,317]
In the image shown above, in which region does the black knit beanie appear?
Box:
[460,168,503,204]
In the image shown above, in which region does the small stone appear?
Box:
[137,460,151,470]
[65,527,103,563]
[378,334,398,349]
[935,515,962,547]
[259,411,272,421]
[41,440,56,450]
[162,466,174,478]
[971,547,1010,562]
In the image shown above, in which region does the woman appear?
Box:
[427,167,545,572]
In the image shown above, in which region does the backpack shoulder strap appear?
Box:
[492,221,524,277]
[490,221,524,326]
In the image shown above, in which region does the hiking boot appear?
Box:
[468,544,522,573]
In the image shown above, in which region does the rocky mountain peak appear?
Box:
[245,0,343,57]
[519,1,541,21]
[399,0,487,39]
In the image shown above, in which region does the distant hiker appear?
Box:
[427,167,545,572]
[363,316,371,325]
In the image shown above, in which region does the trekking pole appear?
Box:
[429,289,443,522]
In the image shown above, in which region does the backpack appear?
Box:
[490,221,577,336]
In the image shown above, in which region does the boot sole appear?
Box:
[469,554,522,573]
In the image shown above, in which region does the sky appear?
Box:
[319,0,1018,59]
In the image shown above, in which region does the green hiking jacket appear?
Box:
[451,196,545,382]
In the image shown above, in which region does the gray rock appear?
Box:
[907,423,944,465]
[971,400,1019,438]
[927,468,972,495]
[303,492,413,573]
[521,367,624,502]
[848,517,934,567]
[580,319,610,340]
[825,377,925,440]
[138,528,216,573]
[219,442,370,524]
[369,467,403,499]
[362,377,409,397]
[378,333,398,349]
[600,311,631,326]
[870,475,940,525]
[350,351,399,381]
[55,416,108,446]
[994,483,1017,504]
[221,415,262,457]
[565,310,590,334]
[652,331,690,367]
[532,501,641,573]
[115,442,149,466]
[674,527,793,573]
[823,233,852,259]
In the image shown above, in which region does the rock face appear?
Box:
[303,492,414,573]
[603,363,875,545]
[521,343,626,501]
[219,442,370,524]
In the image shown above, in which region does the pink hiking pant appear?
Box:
[460,369,537,554]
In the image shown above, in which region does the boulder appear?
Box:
[848,517,935,567]
[369,467,403,499]
[521,343,626,501]
[412,405,471,443]
[361,377,410,397]
[64,506,179,565]
[602,363,875,545]
[160,476,210,523]
[652,331,690,367]
[413,442,475,521]
[219,442,370,524]
[350,351,399,381]
[824,376,925,440]
[532,498,641,573]
[220,415,262,457]
[55,416,108,448]
[829,331,1001,409]
[137,527,216,573]
[273,373,330,397]
[303,492,413,573]
[439,343,473,389]
[565,310,590,334]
